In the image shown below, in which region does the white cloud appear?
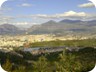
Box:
[19,3,32,7]
[29,11,87,20]
[25,11,96,21]
[2,16,14,20]
[78,2,95,8]
[0,16,15,24]
[55,11,86,17]
[13,22,39,25]
[9,11,89,20]
[0,7,12,11]
[10,22,39,28]
[0,11,96,25]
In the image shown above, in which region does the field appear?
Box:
[30,39,96,47]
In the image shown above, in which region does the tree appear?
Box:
[32,56,49,72]
[2,59,12,72]
[55,50,82,72]
[13,66,26,72]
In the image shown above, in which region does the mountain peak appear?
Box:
[48,20,56,23]
[47,20,56,23]
[42,20,57,26]
[59,19,82,23]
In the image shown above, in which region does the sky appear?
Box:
[0,0,96,28]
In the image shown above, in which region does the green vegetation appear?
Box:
[0,39,96,72]
[2,59,12,72]
[30,39,96,47]
[32,56,49,72]
[0,47,96,72]
[54,51,82,72]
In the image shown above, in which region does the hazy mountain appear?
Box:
[27,19,96,35]
[0,19,96,35]
[0,24,25,35]
[28,20,60,34]
[59,19,82,23]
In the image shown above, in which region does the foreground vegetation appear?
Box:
[0,47,96,72]
[0,39,96,72]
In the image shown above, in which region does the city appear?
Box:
[0,34,95,51]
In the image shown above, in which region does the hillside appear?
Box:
[27,19,96,35]
[0,24,25,35]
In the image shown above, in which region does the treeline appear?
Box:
[1,47,96,72]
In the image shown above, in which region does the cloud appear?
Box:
[19,3,32,7]
[10,22,39,28]
[2,16,14,20]
[0,7,12,11]
[24,11,96,21]
[12,22,39,25]
[0,16,15,24]
[1,11,96,25]
[78,2,95,8]
[28,11,87,20]
[55,11,86,17]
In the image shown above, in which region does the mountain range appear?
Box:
[27,19,96,35]
[0,19,96,35]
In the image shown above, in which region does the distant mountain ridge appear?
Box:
[59,19,82,23]
[27,19,96,35]
[0,19,96,35]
